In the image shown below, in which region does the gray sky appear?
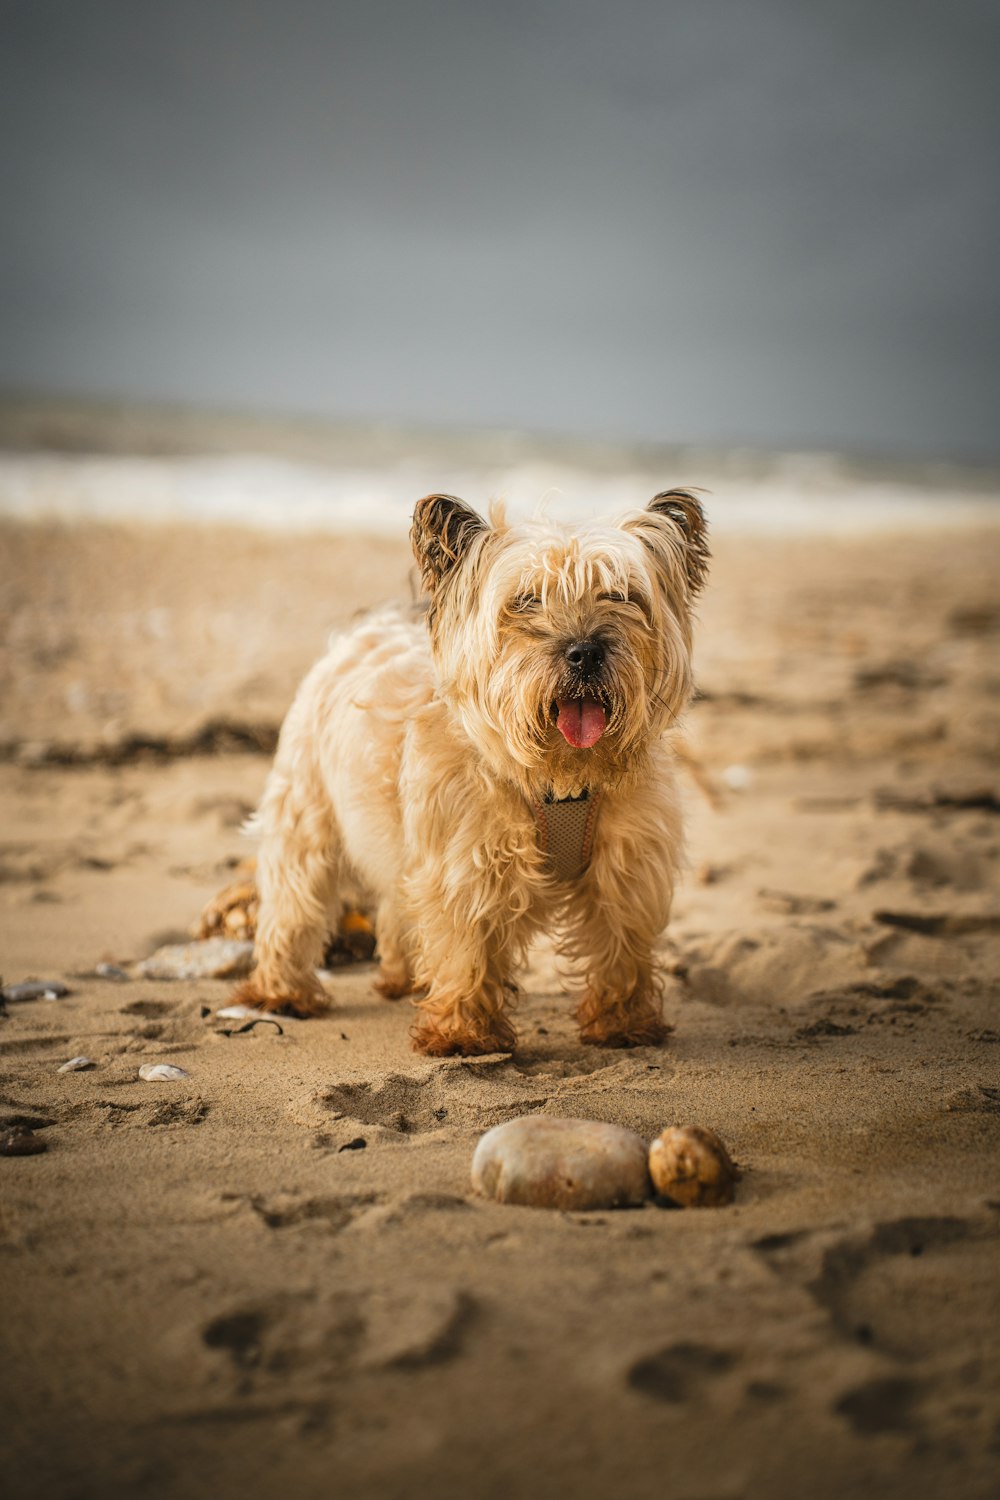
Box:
[2,0,999,458]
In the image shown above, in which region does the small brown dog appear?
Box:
[234,490,708,1055]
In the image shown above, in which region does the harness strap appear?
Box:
[532,789,602,881]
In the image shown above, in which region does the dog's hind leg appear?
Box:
[231,753,340,1018]
[373,899,415,999]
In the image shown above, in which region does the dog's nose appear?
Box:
[565,638,605,674]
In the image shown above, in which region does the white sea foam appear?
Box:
[0,448,996,537]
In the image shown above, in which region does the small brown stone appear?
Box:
[648,1125,739,1207]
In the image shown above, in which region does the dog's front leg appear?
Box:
[406,834,539,1057]
[565,787,682,1047]
[410,945,518,1058]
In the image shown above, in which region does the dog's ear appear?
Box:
[628,488,709,596]
[411,493,488,593]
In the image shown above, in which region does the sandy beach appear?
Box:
[2,502,1000,1500]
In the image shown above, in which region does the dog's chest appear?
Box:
[532,790,602,881]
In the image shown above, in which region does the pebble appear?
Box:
[721,764,754,792]
[2,980,70,1002]
[648,1125,739,1207]
[1,1126,47,1157]
[471,1116,651,1210]
[134,939,254,981]
[138,1063,191,1082]
[57,1056,95,1073]
[94,963,130,982]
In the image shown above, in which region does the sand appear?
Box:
[2,515,999,1500]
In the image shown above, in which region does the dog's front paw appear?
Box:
[230,975,331,1019]
[411,1013,517,1058]
[575,992,671,1048]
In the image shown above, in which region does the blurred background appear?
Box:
[4,0,999,759]
[2,0,999,472]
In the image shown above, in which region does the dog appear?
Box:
[233,489,709,1056]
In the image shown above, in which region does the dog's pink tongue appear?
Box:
[556,697,606,749]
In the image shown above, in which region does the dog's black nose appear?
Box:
[565,638,605,674]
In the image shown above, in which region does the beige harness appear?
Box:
[532,789,602,881]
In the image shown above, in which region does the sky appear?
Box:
[2,0,999,458]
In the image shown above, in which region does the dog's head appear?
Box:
[411,491,708,791]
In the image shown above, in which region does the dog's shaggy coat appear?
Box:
[234,490,708,1055]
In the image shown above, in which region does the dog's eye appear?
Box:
[598,590,629,606]
[511,593,542,613]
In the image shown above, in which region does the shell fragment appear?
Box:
[138,1063,191,1082]
[2,981,70,1003]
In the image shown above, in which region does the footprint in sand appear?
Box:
[121,999,178,1019]
[809,1215,998,1362]
[314,1069,551,1137]
[627,1342,739,1403]
[246,1191,378,1231]
[196,1281,475,1413]
[834,1376,922,1435]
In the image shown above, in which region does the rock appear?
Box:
[138,1063,191,1082]
[1,980,70,1002]
[57,1056,95,1073]
[648,1126,739,1207]
[94,963,130,982]
[134,939,254,981]
[471,1116,651,1210]
[1,1125,47,1157]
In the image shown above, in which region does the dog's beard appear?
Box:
[481,640,654,782]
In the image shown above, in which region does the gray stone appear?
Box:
[134,939,254,981]
[472,1116,651,1210]
[2,980,70,1002]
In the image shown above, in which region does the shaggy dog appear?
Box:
[234,490,708,1056]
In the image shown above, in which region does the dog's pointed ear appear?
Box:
[628,488,710,596]
[411,493,488,593]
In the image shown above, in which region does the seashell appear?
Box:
[94,963,130,982]
[134,939,254,981]
[2,980,70,1003]
[138,1063,191,1082]
[648,1125,739,1208]
[215,1003,260,1020]
[472,1115,651,1210]
[58,1056,95,1073]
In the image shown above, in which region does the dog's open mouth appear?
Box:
[552,696,607,749]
